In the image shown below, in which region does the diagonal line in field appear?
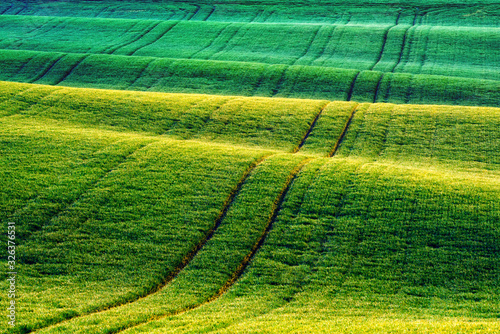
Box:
[329,103,360,157]
[208,23,245,60]
[129,20,180,56]
[291,25,322,66]
[346,71,361,101]
[204,6,216,21]
[53,54,90,85]
[9,54,36,79]
[127,58,156,88]
[0,5,13,15]
[369,15,400,71]
[372,73,385,103]
[330,167,386,296]
[17,141,154,246]
[29,54,66,83]
[308,24,338,66]
[186,4,201,20]
[390,11,419,73]
[271,65,289,97]
[13,6,26,15]
[294,101,331,153]
[94,5,110,18]
[112,158,311,334]
[189,23,232,59]
[101,20,141,54]
[109,21,162,55]
[31,153,272,333]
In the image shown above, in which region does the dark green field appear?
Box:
[1,1,499,333]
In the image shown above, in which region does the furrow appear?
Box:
[189,23,232,59]
[31,154,270,333]
[346,71,361,101]
[205,159,311,303]
[113,158,311,334]
[294,102,331,153]
[390,12,419,72]
[129,21,180,56]
[110,21,162,55]
[204,6,216,21]
[20,141,153,244]
[127,58,155,88]
[372,73,385,103]
[53,54,90,85]
[271,66,289,96]
[331,168,386,296]
[329,103,360,157]
[94,5,110,18]
[186,5,201,20]
[101,20,141,54]
[14,6,26,15]
[208,23,245,60]
[369,23,395,71]
[308,24,337,66]
[0,5,13,15]
[291,25,322,66]
[29,54,66,83]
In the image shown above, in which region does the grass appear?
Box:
[1,81,500,333]
[1,50,500,107]
[118,157,500,334]
[1,1,499,333]
[1,11,500,106]
[1,15,499,81]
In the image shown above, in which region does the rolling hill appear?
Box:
[1,1,499,333]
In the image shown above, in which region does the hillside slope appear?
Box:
[0,82,499,333]
[1,1,499,333]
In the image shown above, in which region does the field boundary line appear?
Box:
[129,20,180,56]
[113,157,312,334]
[329,103,360,157]
[294,101,331,153]
[31,153,272,333]
[53,54,90,85]
[29,54,66,83]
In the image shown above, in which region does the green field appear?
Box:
[1,1,499,333]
